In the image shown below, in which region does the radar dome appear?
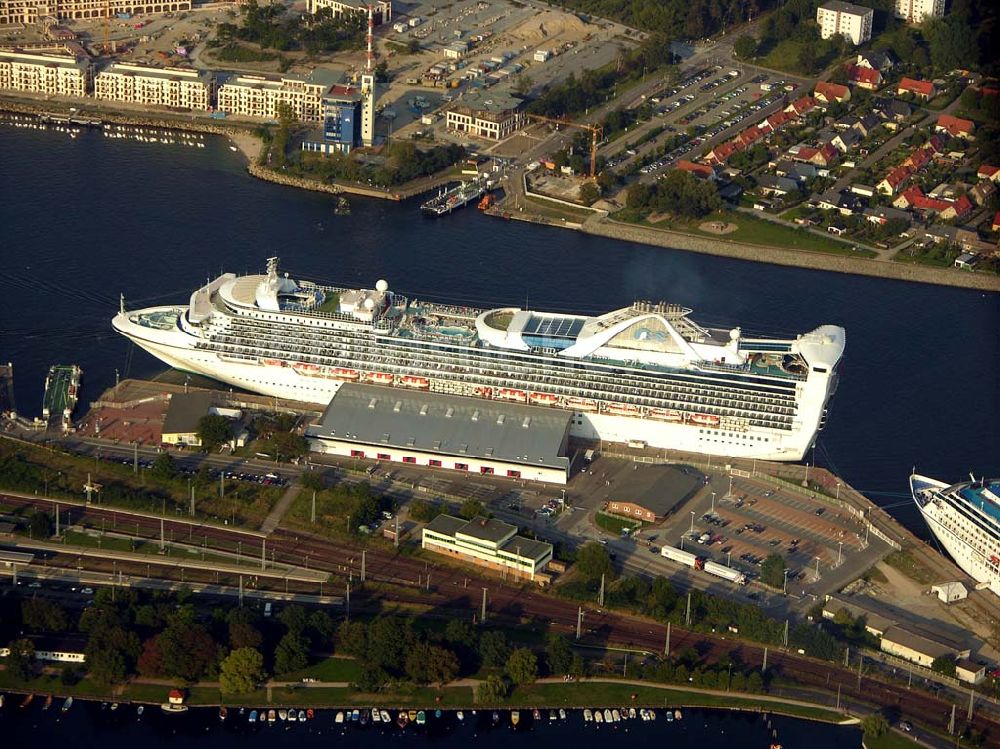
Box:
[375,279,389,293]
[364,297,376,310]
[729,328,740,340]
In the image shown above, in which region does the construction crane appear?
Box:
[103,0,111,55]
[527,114,603,178]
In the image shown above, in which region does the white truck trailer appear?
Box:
[704,560,747,585]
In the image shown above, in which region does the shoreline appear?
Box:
[2,97,997,291]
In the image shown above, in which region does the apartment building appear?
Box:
[0,50,92,98]
[94,63,214,111]
[445,90,525,140]
[894,0,945,23]
[216,69,342,123]
[306,0,391,24]
[0,0,190,25]
[816,1,873,45]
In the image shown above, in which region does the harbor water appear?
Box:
[1,702,862,748]
[0,122,997,536]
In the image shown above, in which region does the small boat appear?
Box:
[360,709,368,725]
[612,709,621,722]
[584,709,593,722]
[351,709,360,721]
[549,709,557,721]
[456,711,464,721]
[407,710,417,722]
[688,413,720,427]
[594,710,603,723]
[435,709,442,719]
[665,710,674,723]
[219,706,228,721]
[603,709,612,722]
[511,710,520,726]
[306,708,314,720]
[43,695,53,710]
[229,144,238,152]
[268,709,276,723]
[380,709,391,723]
[372,708,381,723]
[335,711,344,724]
[161,703,189,714]
[559,708,566,720]
[20,694,35,708]
[674,709,682,721]
[60,696,73,712]
[279,709,288,721]
[249,710,258,723]
[137,705,144,717]
[397,711,408,729]
[110,702,119,711]
[628,707,636,719]
[298,710,307,723]
[0,695,4,708]
[648,709,656,721]
[416,710,426,725]
[491,711,500,724]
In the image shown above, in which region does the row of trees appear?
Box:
[294,142,468,188]
[624,170,722,220]
[214,1,365,55]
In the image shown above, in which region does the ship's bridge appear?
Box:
[475,308,588,352]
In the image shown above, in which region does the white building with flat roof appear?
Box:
[894,0,945,23]
[422,514,553,582]
[95,63,214,111]
[816,1,873,45]
[0,0,190,25]
[306,0,391,23]
[217,69,343,123]
[0,50,92,98]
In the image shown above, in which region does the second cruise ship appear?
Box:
[112,258,846,461]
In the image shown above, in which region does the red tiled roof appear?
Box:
[707,141,743,164]
[676,160,715,178]
[846,65,881,87]
[979,164,1000,178]
[992,211,1000,230]
[936,114,975,137]
[882,165,913,189]
[814,81,850,102]
[792,147,818,162]
[787,95,818,116]
[948,194,973,217]
[898,77,935,97]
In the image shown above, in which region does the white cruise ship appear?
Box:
[911,474,1000,597]
[112,258,846,461]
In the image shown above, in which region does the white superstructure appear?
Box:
[112,258,847,461]
[911,474,1000,597]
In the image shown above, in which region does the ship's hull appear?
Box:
[119,313,812,460]
[912,475,1000,597]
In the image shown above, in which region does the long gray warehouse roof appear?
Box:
[307,384,571,470]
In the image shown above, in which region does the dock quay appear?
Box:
[42,364,81,429]
[0,362,15,418]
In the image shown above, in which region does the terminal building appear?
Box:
[422,514,553,582]
[0,50,92,98]
[94,63,214,111]
[305,383,572,484]
[445,90,526,141]
[216,69,344,123]
[605,465,702,523]
[301,83,363,155]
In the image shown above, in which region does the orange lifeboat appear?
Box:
[604,402,641,417]
[497,388,527,403]
[293,362,321,375]
[330,368,360,381]
[362,371,395,385]
[262,358,285,367]
[400,375,430,389]
[649,407,684,422]
[689,413,721,427]
[474,386,494,399]
[528,392,559,406]
[565,397,599,412]
[478,194,494,210]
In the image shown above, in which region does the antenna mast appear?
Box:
[366,4,374,72]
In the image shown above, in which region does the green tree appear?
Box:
[760,553,787,589]
[734,35,757,59]
[158,621,218,681]
[150,453,178,481]
[6,638,35,681]
[924,17,978,74]
[861,712,889,739]
[797,42,816,75]
[475,673,508,704]
[408,499,441,523]
[579,182,601,205]
[354,664,390,692]
[931,654,956,677]
[337,619,367,658]
[444,619,477,650]
[405,642,460,685]
[274,631,310,675]
[545,633,573,675]
[365,616,412,671]
[407,38,421,54]
[505,647,538,685]
[576,542,614,583]
[28,510,53,538]
[478,630,510,669]
[197,414,232,451]
[459,498,488,520]
[229,619,264,650]
[220,647,264,694]
[86,626,140,686]
[21,598,69,632]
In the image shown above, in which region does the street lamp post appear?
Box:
[837,541,843,566]
[783,568,789,595]
[711,492,716,513]
[689,511,695,535]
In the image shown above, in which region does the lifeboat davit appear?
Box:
[262,358,285,367]
[566,397,599,412]
[400,375,430,389]
[604,402,641,417]
[362,371,395,385]
[293,362,321,375]
[330,368,360,380]
[474,386,494,399]
[528,392,559,406]
[497,388,527,403]
[689,413,721,427]
[648,407,684,422]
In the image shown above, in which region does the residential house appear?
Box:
[757,174,800,197]
[786,95,819,117]
[774,160,818,182]
[864,205,912,226]
[935,114,975,139]
[676,160,718,180]
[877,164,913,195]
[852,114,881,137]
[705,141,743,165]
[817,189,864,215]
[940,194,974,221]
[846,64,882,90]
[831,129,861,152]
[816,1,873,45]
[955,659,986,684]
[856,50,894,72]
[993,211,1000,232]
[978,164,1000,182]
[850,183,876,197]
[893,187,973,220]
[970,180,996,206]
[815,81,851,104]
[897,77,936,99]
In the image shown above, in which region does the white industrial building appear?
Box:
[931,581,969,603]
[816,1,873,45]
[422,514,553,581]
[306,383,572,484]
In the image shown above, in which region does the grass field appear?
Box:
[883,550,936,585]
[284,657,363,683]
[864,730,924,749]
[595,511,641,536]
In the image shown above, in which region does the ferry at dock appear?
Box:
[112,257,846,460]
[421,180,485,216]
[911,474,1000,597]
